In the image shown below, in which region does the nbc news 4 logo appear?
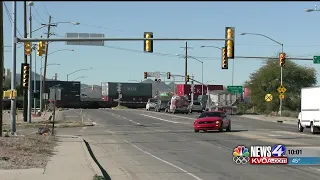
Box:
[233,145,288,165]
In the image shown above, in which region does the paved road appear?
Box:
[62,109,320,180]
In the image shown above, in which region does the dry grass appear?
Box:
[0,135,57,169]
[3,120,89,128]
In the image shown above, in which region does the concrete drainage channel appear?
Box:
[83,139,112,180]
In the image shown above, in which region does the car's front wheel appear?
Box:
[226,122,231,132]
[298,120,304,132]
[194,129,199,133]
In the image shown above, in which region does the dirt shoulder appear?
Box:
[0,134,57,169]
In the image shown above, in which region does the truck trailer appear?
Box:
[298,86,320,134]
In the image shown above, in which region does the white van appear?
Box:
[298,87,320,134]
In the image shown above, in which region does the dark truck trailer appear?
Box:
[101,82,152,108]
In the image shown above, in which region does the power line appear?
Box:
[43,4,50,16]
[3,2,23,38]
[33,5,45,22]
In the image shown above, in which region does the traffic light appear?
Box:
[279,52,286,67]
[144,32,153,53]
[37,41,46,56]
[144,72,148,79]
[221,47,228,69]
[22,63,30,88]
[225,27,235,59]
[24,42,31,55]
[186,75,190,82]
[167,72,171,79]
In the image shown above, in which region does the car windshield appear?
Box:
[149,99,157,103]
[199,112,222,118]
[193,102,201,105]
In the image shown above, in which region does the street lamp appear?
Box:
[176,54,204,96]
[305,5,320,12]
[39,63,60,112]
[72,76,87,81]
[201,45,236,86]
[66,67,93,81]
[39,49,74,112]
[240,32,284,116]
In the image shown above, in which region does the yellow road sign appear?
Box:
[279,94,285,99]
[265,94,273,102]
[277,85,287,94]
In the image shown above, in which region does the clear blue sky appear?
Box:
[3,1,320,86]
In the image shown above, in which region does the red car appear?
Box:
[193,111,231,132]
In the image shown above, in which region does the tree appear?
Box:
[244,59,317,114]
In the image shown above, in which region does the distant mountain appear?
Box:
[6,72,51,84]
[141,79,172,96]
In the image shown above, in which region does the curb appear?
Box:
[81,138,103,177]
[83,139,111,180]
[57,135,103,177]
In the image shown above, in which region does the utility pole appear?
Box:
[180,42,193,85]
[184,42,188,84]
[23,1,28,122]
[0,1,4,137]
[51,73,58,136]
[41,15,52,112]
[11,1,17,135]
[27,3,32,123]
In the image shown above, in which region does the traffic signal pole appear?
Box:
[23,1,28,122]
[280,45,284,117]
[11,1,17,134]
[0,1,4,137]
[27,4,33,123]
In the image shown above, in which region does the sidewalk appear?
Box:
[0,136,100,180]
[240,114,297,125]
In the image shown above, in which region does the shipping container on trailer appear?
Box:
[175,84,224,97]
[101,82,152,97]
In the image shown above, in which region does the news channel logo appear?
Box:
[272,145,286,157]
[233,145,250,164]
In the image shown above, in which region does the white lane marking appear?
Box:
[309,167,320,172]
[124,140,203,180]
[104,111,141,125]
[271,131,311,136]
[64,116,78,118]
[140,114,187,124]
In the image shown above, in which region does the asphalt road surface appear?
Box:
[62,109,320,180]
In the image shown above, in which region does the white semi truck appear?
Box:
[298,87,320,134]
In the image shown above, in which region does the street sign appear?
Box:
[279,94,285,99]
[265,94,273,102]
[277,85,287,94]
[65,33,105,46]
[227,86,243,94]
[147,71,160,78]
[314,56,320,64]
